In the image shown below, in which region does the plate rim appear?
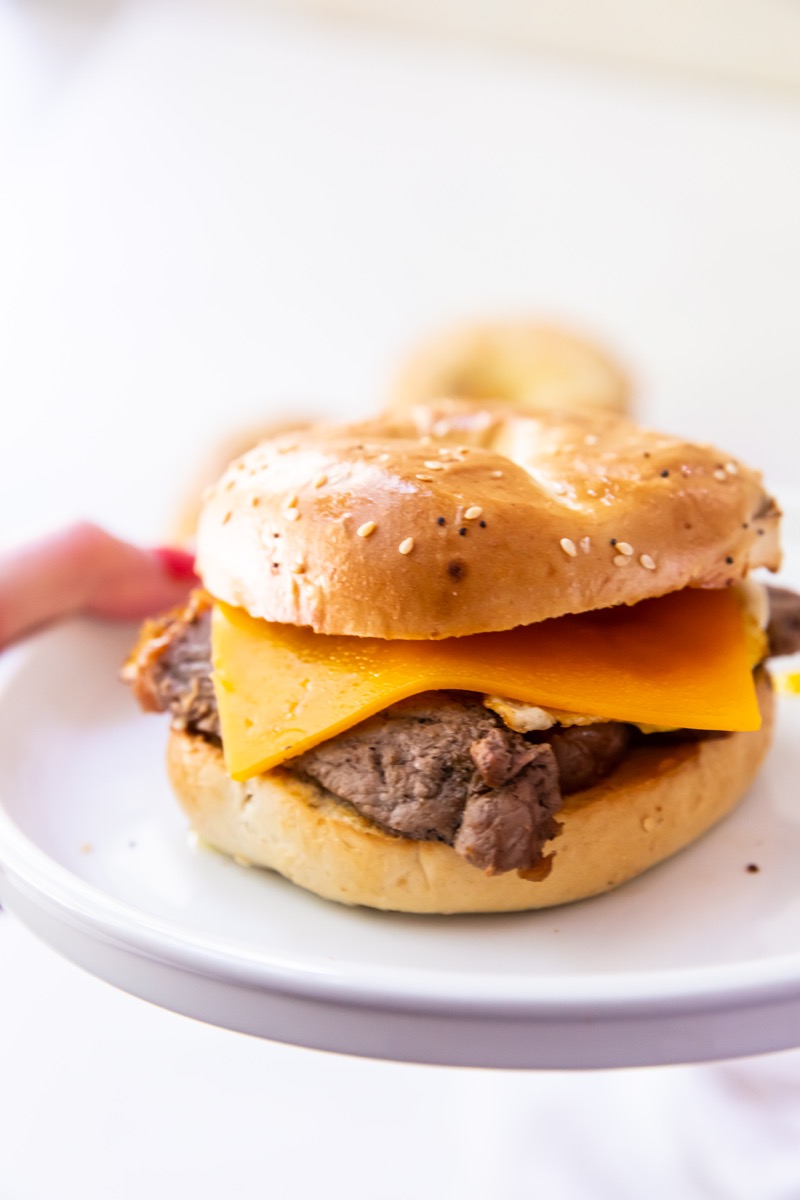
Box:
[3,729,800,1021]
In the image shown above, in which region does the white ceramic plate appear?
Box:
[1,503,800,1071]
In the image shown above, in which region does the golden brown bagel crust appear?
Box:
[386,320,631,416]
[196,401,781,639]
[166,674,774,914]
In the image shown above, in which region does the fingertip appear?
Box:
[152,546,199,582]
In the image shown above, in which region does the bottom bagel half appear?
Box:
[167,673,774,914]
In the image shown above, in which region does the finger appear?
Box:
[0,524,199,649]
[78,530,199,621]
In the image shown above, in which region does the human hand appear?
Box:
[0,523,198,651]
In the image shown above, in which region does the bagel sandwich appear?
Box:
[123,401,796,912]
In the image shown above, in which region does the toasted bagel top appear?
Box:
[196,401,781,639]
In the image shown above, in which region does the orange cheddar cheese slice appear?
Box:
[212,588,762,782]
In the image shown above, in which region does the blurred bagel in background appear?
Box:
[385,320,632,416]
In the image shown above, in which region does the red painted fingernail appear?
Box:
[152,546,199,581]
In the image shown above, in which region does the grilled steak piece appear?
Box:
[122,591,220,740]
[455,748,561,876]
[295,697,563,874]
[544,722,632,793]
[767,585,800,658]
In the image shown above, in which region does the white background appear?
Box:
[2,2,800,1196]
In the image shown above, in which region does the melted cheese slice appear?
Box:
[212,588,761,782]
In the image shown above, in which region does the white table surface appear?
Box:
[2,2,800,1196]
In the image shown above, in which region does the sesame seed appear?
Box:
[399,537,415,555]
[357,521,377,538]
[613,554,631,567]
[610,538,617,546]
[437,516,446,526]
[725,555,734,564]
[714,469,727,482]
[286,493,299,508]
[423,461,446,471]
[490,470,504,479]
[616,541,634,556]
[479,520,487,528]
[580,536,591,554]
[726,462,738,475]
[459,527,467,537]
[313,473,328,488]
[416,474,434,482]
[660,469,670,478]
[640,554,656,570]
[464,506,483,520]
[560,537,578,558]
[285,509,301,522]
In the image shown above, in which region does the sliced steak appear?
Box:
[295,698,490,843]
[295,697,563,873]
[455,744,562,875]
[544,722,632,793]
[121,591,220,740]
[767,585,800,658]
[469,725,541,788]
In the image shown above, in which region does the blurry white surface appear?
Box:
[289,0,800,93]
[5,911,800,1200]
[2,0,800,1196]
[1,0,800,549]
